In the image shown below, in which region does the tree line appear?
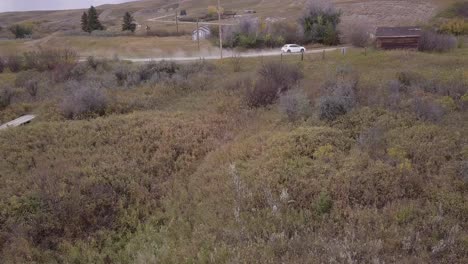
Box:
[81,6,136,33]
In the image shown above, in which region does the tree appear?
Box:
[87,6,104,32]
[299,0,341,44]
[81,12,90,33]
[122,12,136,32]
[9,24,33,38]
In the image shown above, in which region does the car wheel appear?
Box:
[287,50,291,53]
[301,49,305,53]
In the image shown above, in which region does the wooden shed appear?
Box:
[375,27,422,50]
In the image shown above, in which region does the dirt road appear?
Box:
[117,47,343,62]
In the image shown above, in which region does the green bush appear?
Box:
[8,24,32,38]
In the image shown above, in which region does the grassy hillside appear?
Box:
[0,44,467,263]
[0,0,458,58]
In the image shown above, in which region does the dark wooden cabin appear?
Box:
[375,27,422,50]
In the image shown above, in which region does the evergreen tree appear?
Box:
[87,6,104,32]
[122,12,136,33]
[81,12,89,33]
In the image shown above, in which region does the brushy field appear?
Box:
[0,45,467,263]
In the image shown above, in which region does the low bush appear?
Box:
[348,21,371,47]
[318,95,349,121]
[7,55,23,73]
[279,90,312,121]
[0,57,4,73]
[24,79,40,98]
[396,71,423,87]
[86,56,109,71]
[0,86,13,109]
[258,62,303,93]
[23,49,78,72]
[245,79,278,107]
[60,84,108,119]
[138,61,179,82]
[418,31,458,52]
[412,96,445,122]
[385,80,402,110]
[245,62,303,108]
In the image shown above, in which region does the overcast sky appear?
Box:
[0,0,138,12]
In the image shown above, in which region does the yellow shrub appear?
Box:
[437,96,457,111]
[440,18,468,35]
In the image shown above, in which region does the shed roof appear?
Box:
[376,27,422,38]
[193,26,210,34]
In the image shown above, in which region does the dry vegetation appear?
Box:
[0,1,467,263]
[0,41,467,263]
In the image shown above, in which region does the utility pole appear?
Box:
[217,0,223,59]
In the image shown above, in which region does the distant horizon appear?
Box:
[0,0,138,13]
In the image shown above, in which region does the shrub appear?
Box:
[460,161,468,183]
[23,49,78,72]
[418,31,457,52]
[385,80,401,110]
[60,84,108,119]
[0,57,4,73]
[245,79,278,108]
[69,63,89,81]
[137,61,179,82]
[114,65,131,86]
[258,62,303,93]
[439,18,468,36]
[0,86,13,109]
[322,65,358,108]
[315,192,333,215]
[396,71,423,87]
[358,126,387,159]
[87,56,105,70]
[268,21,302,44]
[245,62,303,108]
[279,90,312,121]
[412,97,445,122]
[24,79,40,97]
[318,95,349,121]
[7,55,23,72]
[348,21,371,47]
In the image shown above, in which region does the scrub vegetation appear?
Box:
[0,43,467,263]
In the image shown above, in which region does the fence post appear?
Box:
[301,52,304,61]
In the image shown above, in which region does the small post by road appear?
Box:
[175,12,179,33]
[322,50,325,60]
[301,51,304,61]
[218,0,223,59]
[364,47,367,56]
[197,19,200,59]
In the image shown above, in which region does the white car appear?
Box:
[281,44,306,53]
